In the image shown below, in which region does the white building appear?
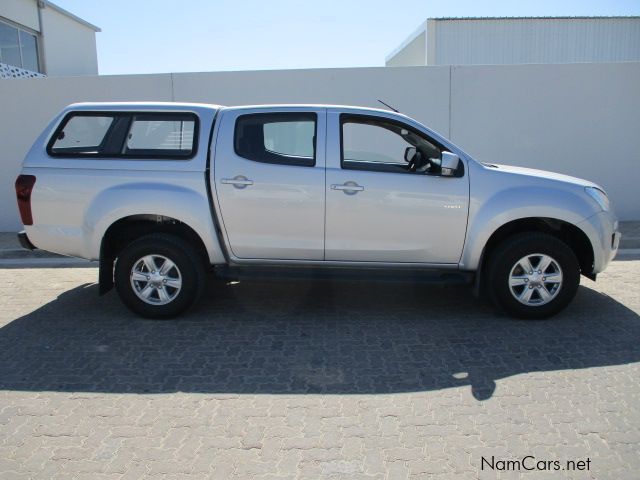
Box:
[0,0,100,78]
[386,16,640,67]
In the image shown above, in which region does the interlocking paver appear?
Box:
[0,260,639,478]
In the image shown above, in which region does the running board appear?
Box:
[214,265,474,285]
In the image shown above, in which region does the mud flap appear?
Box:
[99,256,114,295]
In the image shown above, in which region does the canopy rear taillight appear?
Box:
[15,175,36,225]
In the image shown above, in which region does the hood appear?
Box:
[487,163,600,189]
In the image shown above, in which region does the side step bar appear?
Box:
[214,265,474,285]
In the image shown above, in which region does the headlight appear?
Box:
[585,186,610,212]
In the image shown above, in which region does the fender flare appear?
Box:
[461,186,596,272]
[84,182,227,264]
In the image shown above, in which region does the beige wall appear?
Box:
[0,62,638,231]
[40,6,98,75]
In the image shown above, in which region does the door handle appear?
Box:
[331,182,364,194]
[221,176,254,188]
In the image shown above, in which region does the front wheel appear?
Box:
[486,232,580,319]
[114,234,206,319]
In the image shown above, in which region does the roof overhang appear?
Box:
[41,0,101,32]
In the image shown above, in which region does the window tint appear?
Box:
[124,115,196,156]
[341,115,442,174]
[264,121,315,158]
[47,112,199,159]
[50,115,115,155]
[235,113,316,166]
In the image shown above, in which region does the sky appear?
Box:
[53,0,640,75]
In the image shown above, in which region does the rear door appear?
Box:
[213,107,326,260]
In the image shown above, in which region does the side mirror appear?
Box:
[404,146,416,162]
[440,151,460,177]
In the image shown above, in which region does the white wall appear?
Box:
[0,0,99,76]
[0,74,173,232]
[40,6,98,76]
[385,32,426,67]
[451,62,640,220]
[435,18,640,66]
[387,18,640,67]
[0,63,638,231]
[0,0,39,31]
[171,67,450,134]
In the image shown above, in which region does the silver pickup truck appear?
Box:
[15,102,620,319]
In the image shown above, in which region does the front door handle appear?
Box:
[331,182,364,194]
[221,176,254,188]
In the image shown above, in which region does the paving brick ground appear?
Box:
[0,261,639,479]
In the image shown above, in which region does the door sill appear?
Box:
[226,257,459,269]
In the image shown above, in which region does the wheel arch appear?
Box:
[473,217,595,297]
[98,214,211,294]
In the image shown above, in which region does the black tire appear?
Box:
[486,232,580,319]
[114,233,206,319]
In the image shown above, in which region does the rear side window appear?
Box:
[124,114,196,157]
[47,112,199,159]
[234,113,316,166]
[49,115,115,155]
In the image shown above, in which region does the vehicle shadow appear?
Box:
[0,277,638,400]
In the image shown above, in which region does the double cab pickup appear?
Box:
[16,102,620,318]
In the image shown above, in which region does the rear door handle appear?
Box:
[221,176,253,188]
[331,182,364,194]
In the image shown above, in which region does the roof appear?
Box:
[63,102,415,120]
[66,102,402,114]
[66,102,222,112]
[44,1,101,32]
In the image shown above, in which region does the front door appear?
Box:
[325,110,468,264]
[214,108,326,260]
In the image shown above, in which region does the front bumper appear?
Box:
[577,211,620,275]
[17,230,36,250]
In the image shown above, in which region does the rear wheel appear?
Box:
[486,232,580,319]
[114,234,205,319]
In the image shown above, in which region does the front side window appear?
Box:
[47,112,199,159]
[235,113,316,166]
[341,115,442,174]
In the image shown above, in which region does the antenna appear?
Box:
[377,99,400,113]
